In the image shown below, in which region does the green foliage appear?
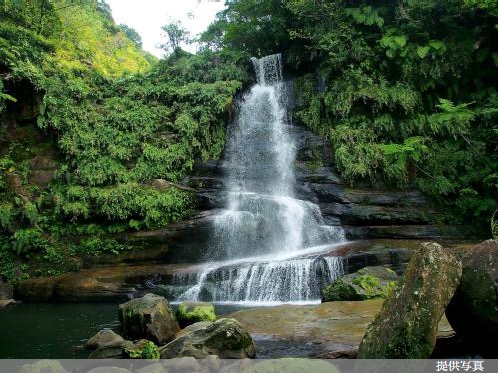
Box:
[12,228,50,256]
[345,6,384,28]
[124,340,160,359]
[119,24,143,48]
[230,0,498,227]
[160,20,190,55]
[0,0,249,281]
[77,237,131,257]
[203,0,293,57]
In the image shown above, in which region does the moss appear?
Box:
[323,267,399,302]
[322,279,359,301]
[176,302,216,328]
[124,340,160,359]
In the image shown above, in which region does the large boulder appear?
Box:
[357,242,462,358]
[322,266,398,302]
[85,329,125,350]
[160,318,256,359]
[176,302,216,328]
[119,293,179,345]
[446,239,498,352]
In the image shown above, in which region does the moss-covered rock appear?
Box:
[176,301,216,328]
[357,242,462,358]
[88,338,159,359]
[322,266,398,302]
[123,339,160,359]
[446,239,498,353]
[160,318,256,359]
[119,293,179,345]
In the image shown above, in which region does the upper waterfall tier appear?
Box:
[206,53,344,261]
[251,54,283,85]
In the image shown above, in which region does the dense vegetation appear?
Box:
[204,0,498,227]
[0,0,249,280]
[0,0,497,282]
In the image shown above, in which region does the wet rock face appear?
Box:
[160,318,256,359]
[446,239,498,353]
[189,124,473,241]
[322,266,399,302]
[0,278,13,300]
[358,242,462,358]
[119,293,179,345]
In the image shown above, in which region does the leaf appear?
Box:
[417,46,430,58]
[393,36,407,47]
[428,40,444,50]
[0,93,17,102]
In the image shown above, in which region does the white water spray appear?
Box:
[173,54,345,304]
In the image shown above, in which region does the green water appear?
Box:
[0,303,119,359]
[0,302,248,359]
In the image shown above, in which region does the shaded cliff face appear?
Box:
[0,79,58,190]
[188,122,475,240]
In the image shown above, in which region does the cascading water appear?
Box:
[171,54,345,304]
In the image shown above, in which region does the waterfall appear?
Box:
[172,54,345,304]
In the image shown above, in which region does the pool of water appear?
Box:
[0,302,263,359]
[0,303,120,358]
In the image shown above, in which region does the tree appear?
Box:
[119,24,142,47]
[160,20,190,55]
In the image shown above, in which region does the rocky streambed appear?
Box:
[229,299,454,358]
[12,239,474,302]
[3,239,493,360]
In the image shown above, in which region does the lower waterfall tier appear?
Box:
[159,245,344,304]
